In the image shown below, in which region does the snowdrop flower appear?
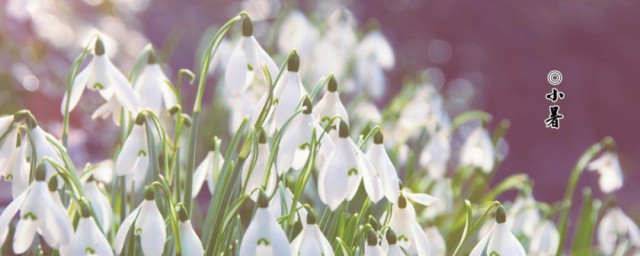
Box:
[84,176,113,232]
[278,10,318,61]
[364,229,385,256]
[88,159,114,184]
[224,16,278,98]
[9,135,30,198]
[311,8,357,81]
[0,167,72,253]
[422,178,453,219]
[460,126,495,173]
[529,219,559,256]
[276,97,333,175]
[419,129,451,178]
[314,76,349,131]
[508,192,540,237]
[177,205,204,256]
[426,226,447,256]
[318,120,381,210]
[61,37,138,118]
[0,116,19,177]
[115,187,167,256]
[239,192,291,255]
[355,29,395,100]
[192,141,224,197]
[272,51,308,129]
[290,211,334,256]
[386,194,431,256]
[587,152,623,193]
[597,206,640,255]
[365,131,400,203]
[242,129,277,200]
[470,205,526,256]
[115,116,149,193]
[61,202,113,256]
[134,52,178,116]
[30,123,64,184]
[385,229,405,256]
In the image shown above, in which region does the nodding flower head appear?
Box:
[257,191,269,208]
[338,120,349,138]
[328,75,338,92]
[367,229,377,246]
[287,51,300,72]
[242,16,253,36]
[94,37,105,56]
[496,205,506,224]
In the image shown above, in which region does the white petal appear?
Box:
[366,144,399,203]
[192,151,213,198]
[138,201,166,256]
[61,66,90,114]
[180,220,204,256]
[13,219,37,254]
[318,148,349,210]
[134,65,165,115]
[357,143,382,202]
[115,125,147,176]
[225,38,251,97]
[404,191,439,207]
[243,144,277,200]
[274,72,307,128]
[253,36,279,80]
[207,152,224,194]
[40,196,72,247]
[240,208,272,255]
[268,214,291,255]
[107,60,138,113]
[85,181,113,232]
[89,56,114,99]
[529,220,559,255]
[0,190,27,243]
[487,223,526,256]
[115,205,141,253]
[411,220,432,256]
[91,159,114,184]
[364,245,386,256]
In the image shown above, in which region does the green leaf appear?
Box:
[452,200,473,256]
[571,188,596,254]
[449,110,492,136]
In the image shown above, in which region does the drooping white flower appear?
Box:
[134,52,178,116]
[0,168,72,254]
[224,16,278,98]
[192,145,224,197]
[242,130,277,200]
[239,192,291,255]
[9,136,30,198]
[61,37,138,117]
[84,176,113,232]
[470,205,526,256]
[355,30,395,100]
[276,97,333,175]
[177,205,204,256]
[364,229,386,256]
[587,152,624,193]
[272,51,308,129]
[419,129,451,178]
[88,159,114,184]
[460,126,495,173]
[115,120,149,194]
[290,211,334,256]
[60,203,113,256]
[529,219,559,256]
[318,120,381,210]
[597,206,640,255]
[0,116,19,178]
[365,131,400,203]
[30,124,64,184]
[311,8,357,81]
[314,76,349,134]
[508,192,541,237]
[277,10,318,62]
[386,194,431,256]
[115,187,167,256]
[385,229,406,256]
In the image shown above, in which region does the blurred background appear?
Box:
[1,0,639,219]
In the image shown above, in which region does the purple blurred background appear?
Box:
[2,0,639,216]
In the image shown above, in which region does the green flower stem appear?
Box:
[149,181,182,255]
[452,200,502,256]
[555,137,614,256]
[62,39,93,147]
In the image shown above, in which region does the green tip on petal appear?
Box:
[147,51,158,64]
[145,187,155,201]
[302,96,312,115]
[258,129,267,144]
[94,38,105,56]
[496,205,506,223]
[242,16,253,36]
[307,210,317,225]
[367,229,378,246]
[135,112,147,125]
[338,120,349,138]
[398,194,407,209]
[328,75,337,92]
[80,201,91,218]
[287,51,300,72]
[386,229,397,245]
[373,130,383,144]
[257,191,269,208]
[47,177,58,192]
[368,216,380,231]
[35,164,46,181]
[177,204,189,222]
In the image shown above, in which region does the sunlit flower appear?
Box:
[115,187,167,256]
[192,142,225,197]
[314,76,349,134]
[272,51,308,129]
[290,211,334,256]
[460,126,495,173]
[385,229,405,256]
[115,119,149,194]
[0,168,72,253]
[470,205,526,256]
[355,29,394,100]
[239,192,291,255]
[61,37,138,120]
[419,129,451,178]
[177,205,204,255]
[597,206,640,255]
[84,176,113,232]
[508,192,540,237]
[587,152,624,193]
[385,194,432,256]
[61,203,113,256]
[365,131,400,203]
[276,97,333,175]
[364,229,386,256]
[528,219,559,256]
[134,52,178,116]
[242,129,277,200]
[224,16,278,98]
[319,120,381,210]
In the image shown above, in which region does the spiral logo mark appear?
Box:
[547,70,562,86]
